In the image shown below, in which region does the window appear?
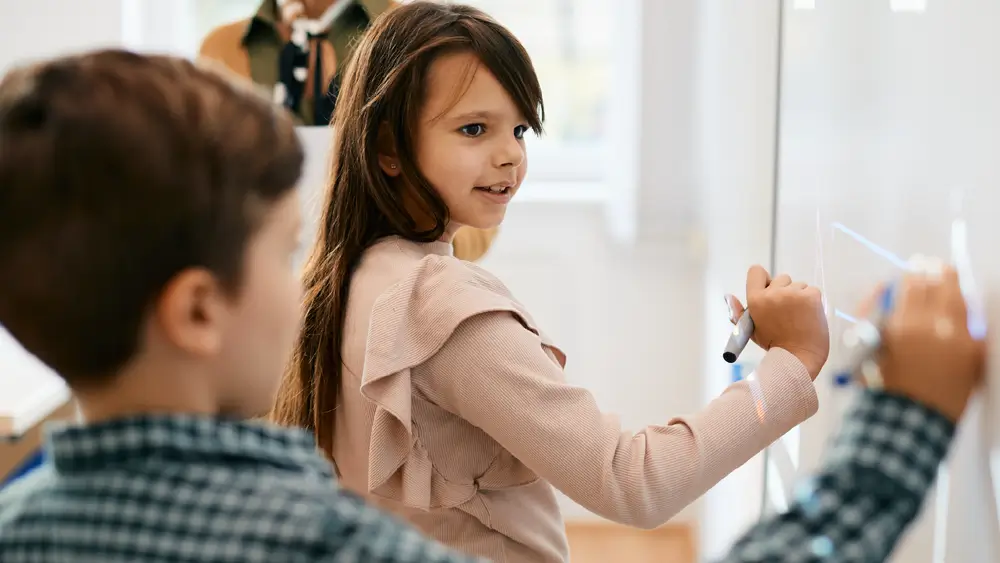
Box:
[437,0,612,184]
[451,0,611,145]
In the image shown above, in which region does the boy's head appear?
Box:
[0,50,305,419]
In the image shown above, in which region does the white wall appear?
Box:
[0,0,127,76]
[0,0,781,553]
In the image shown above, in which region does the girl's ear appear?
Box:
[376,123,401,177]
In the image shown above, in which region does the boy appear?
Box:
[0,49,476,562]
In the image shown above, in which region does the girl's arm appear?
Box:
[411,310,816,529]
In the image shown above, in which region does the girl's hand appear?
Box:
[726,265,830,379]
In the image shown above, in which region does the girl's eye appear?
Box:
[514,125,529,140]
[460,124,486,137]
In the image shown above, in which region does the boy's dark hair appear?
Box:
[269,1,544,455]
[0,49,304,385]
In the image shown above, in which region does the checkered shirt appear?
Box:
[720,390,955,563]
[0,415,481,562]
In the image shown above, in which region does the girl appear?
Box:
[271,2,829,561]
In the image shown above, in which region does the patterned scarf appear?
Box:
[273,0,341,126]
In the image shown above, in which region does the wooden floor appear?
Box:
[565,521,696,563]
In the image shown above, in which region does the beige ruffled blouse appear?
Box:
[331,236,818,562]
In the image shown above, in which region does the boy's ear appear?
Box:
[376,122,402,177]
[154,268,226,357]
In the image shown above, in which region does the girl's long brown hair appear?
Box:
[269,1,544,457]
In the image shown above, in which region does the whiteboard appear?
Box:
[768,0,1000,561]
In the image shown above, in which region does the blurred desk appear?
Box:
[1,399,75,486]
[1,325,75,484]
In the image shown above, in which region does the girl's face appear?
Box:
[388,51,529,238]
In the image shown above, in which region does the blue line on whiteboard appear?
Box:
[830,222,911,271]
[950,214,988,340]
[833,309,859,324]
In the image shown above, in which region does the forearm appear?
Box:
[423,313,818,528]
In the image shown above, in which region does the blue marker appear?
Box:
[832,283,895,388]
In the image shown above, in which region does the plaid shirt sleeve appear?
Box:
[320,488,485,562]
[719,390,956,563]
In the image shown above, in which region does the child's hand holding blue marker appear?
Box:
[833,282,894,388]
[837,262,986,422]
